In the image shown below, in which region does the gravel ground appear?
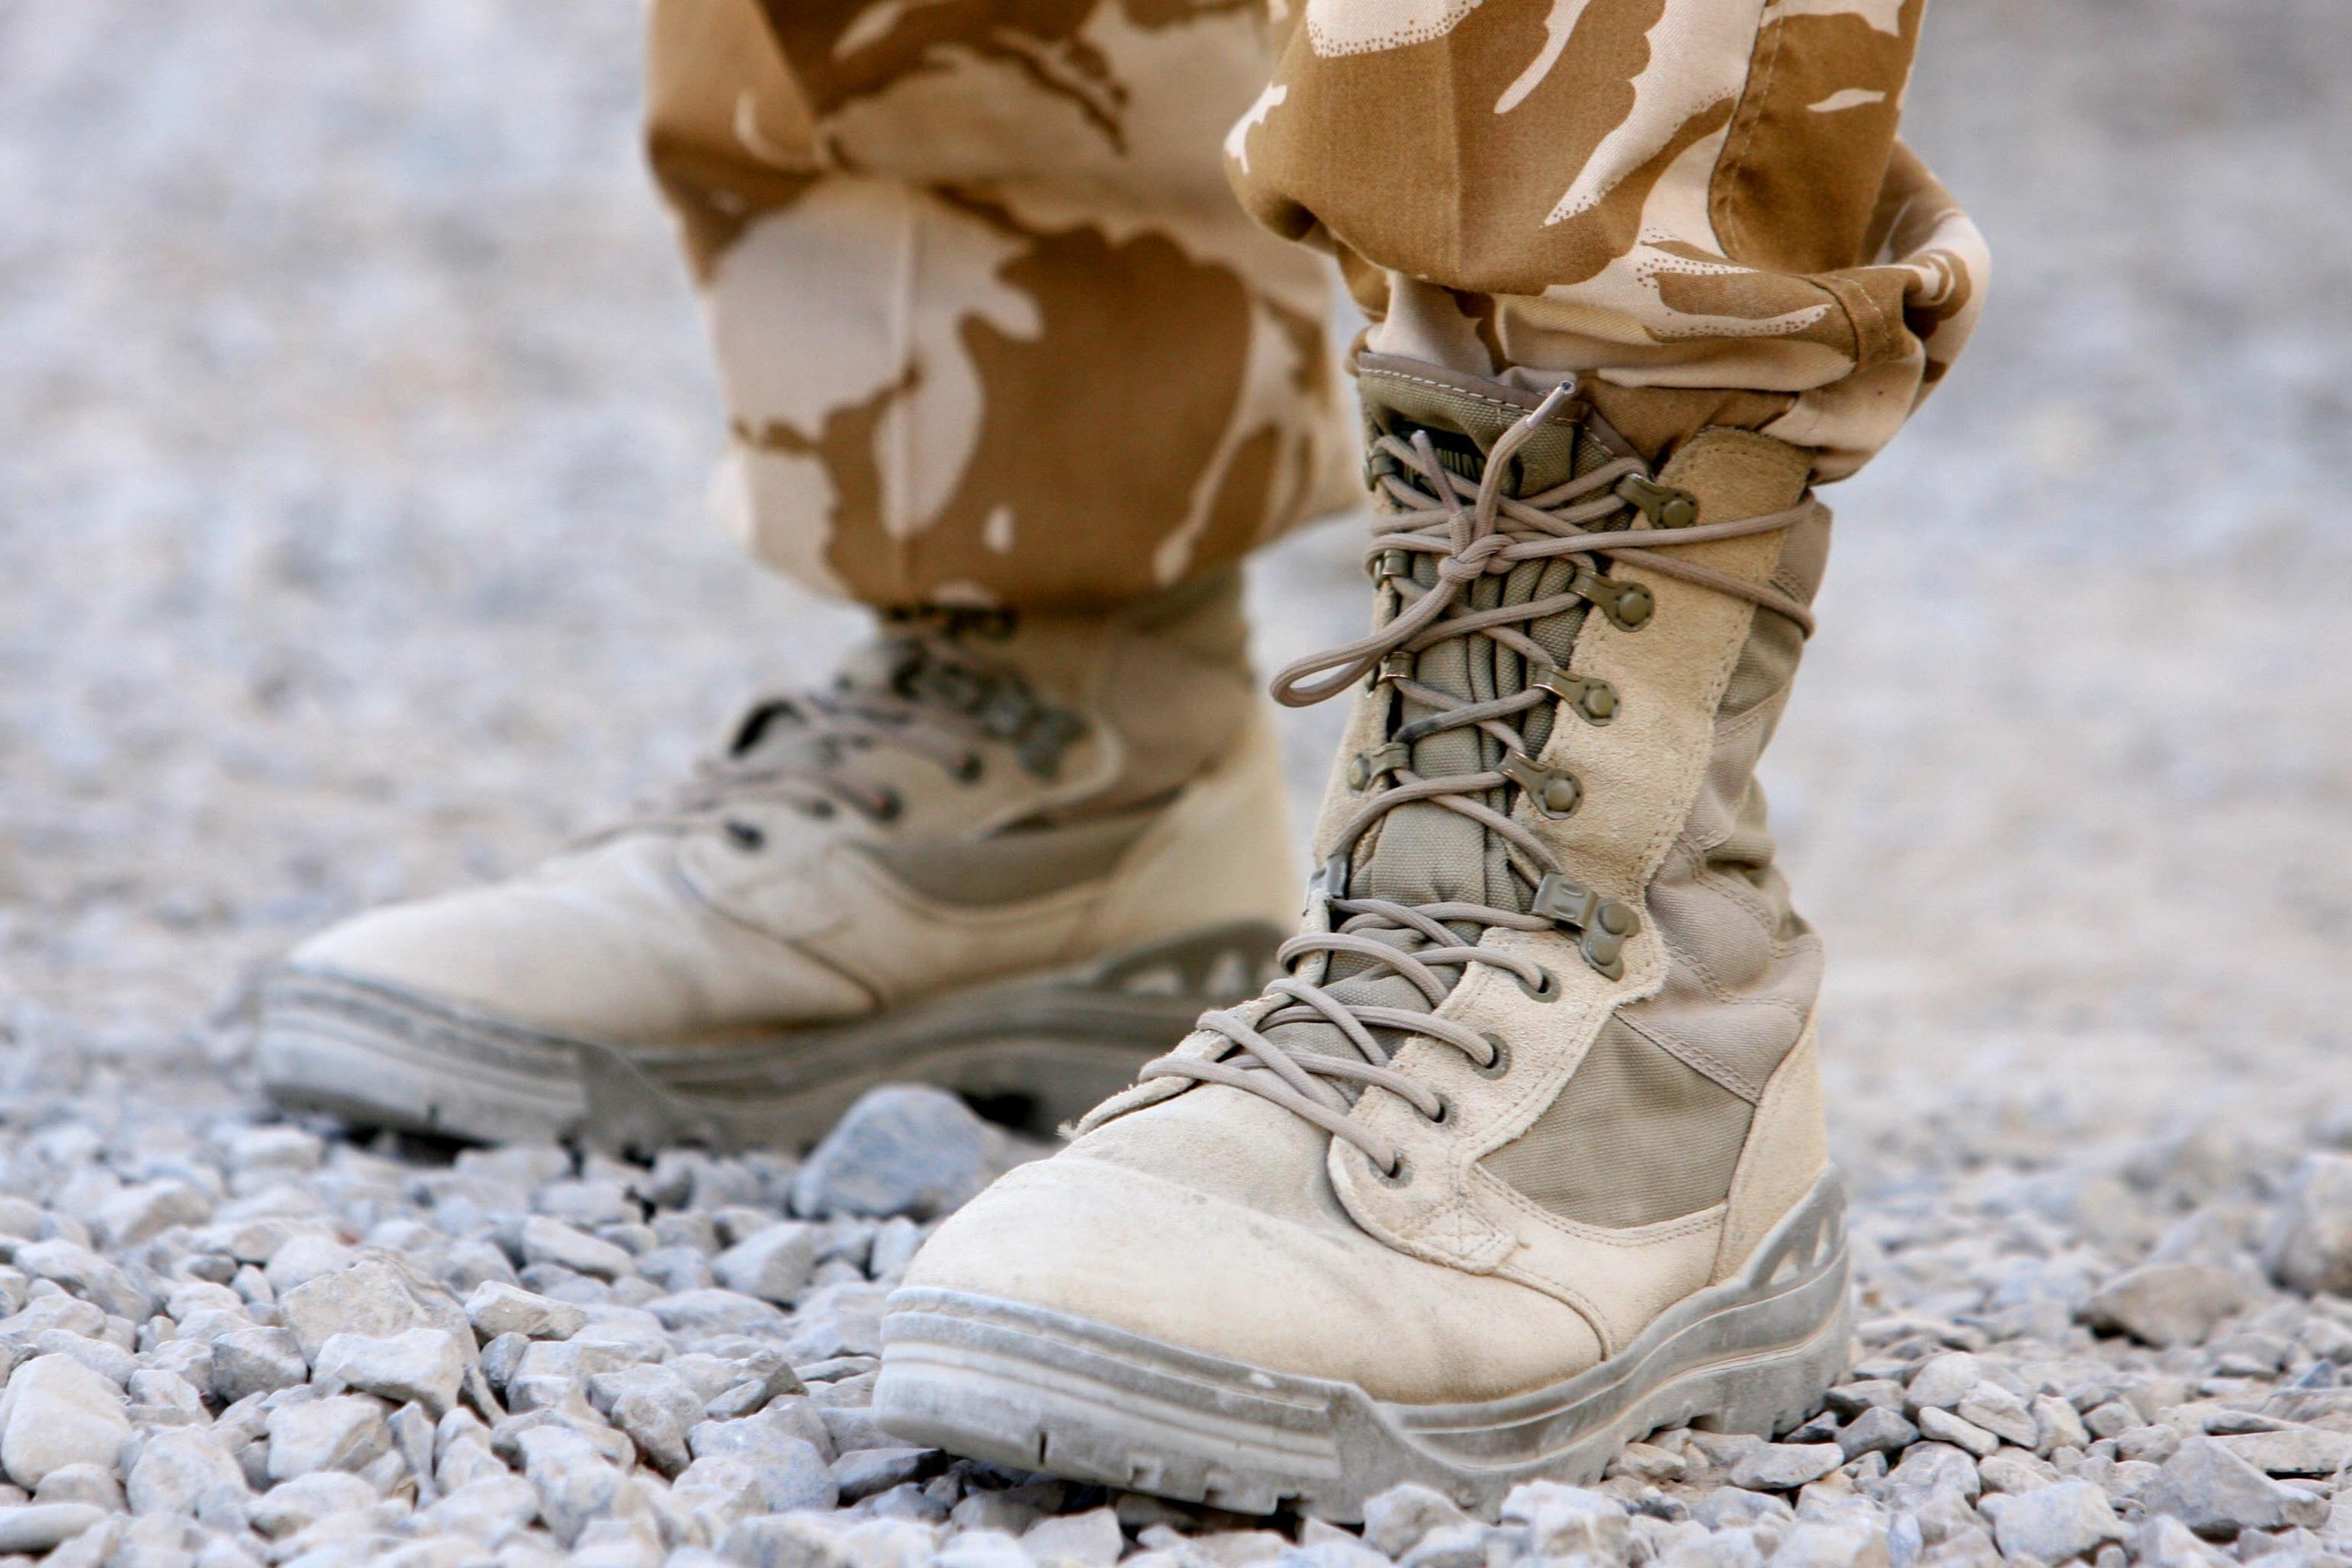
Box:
[6,2,2352,1564]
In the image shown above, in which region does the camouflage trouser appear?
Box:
[647,0,1987,613]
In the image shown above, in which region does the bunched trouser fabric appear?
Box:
[645,0,1986,612]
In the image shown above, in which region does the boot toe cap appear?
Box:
[281,861,865,1041]
[899,1148,1603,1405]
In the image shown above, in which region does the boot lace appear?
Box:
[1140,384,1813,1173]
[593,629,1085,844]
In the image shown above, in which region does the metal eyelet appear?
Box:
[1372,1150,1413,1187]
[721,819,765,852]
[1499,753,1582,818]
[1614,473,1699,529]
[798,799,836,821]
[1473,1033,1511,1078]
[1573,567,1655,632]
[869,789,903,823]
[1517,967,1562,1003]
[953,753,984,783]
[1529,873,1639,981]
[1421,1095,1451,1126]
[1534,667,1619,727]
[1347,742,1410,793]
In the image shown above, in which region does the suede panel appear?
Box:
[1711,1024,1830,1281]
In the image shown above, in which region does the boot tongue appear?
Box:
[1263,362,1627,1059]
[1350,361,1623,919]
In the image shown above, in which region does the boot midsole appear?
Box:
[255,917,1282,1139]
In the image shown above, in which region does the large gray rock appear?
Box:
[264,1395,394,1482]
[1021,1508,1123,1568]
[36,1329,135,1389]
[712,1223,818,1305]
[420,1474,542,1547]
[513,1425,641,1548]
[124,1366,207,1427]
[1766,1517,1888,1568]
[1954,1382,2039,1449]
[789,1086,991,1219]
[249,1470,382,1539]
[2138,1437,2331,1538]
[9,1241,152,1322]
[2031,1393,2090,1454]
[831,1444,931,1502]
[1838,1406,1919,1461]
[34,1461,124,1511]
[1361,1483,1475,1558]
[667,1454,766,1541]
[1881,1441,1983,1510]
[209,1326,309,1403]
[686,1409,838,1512]
[277,1257,456,1363]
[647,1288,788,1339]
[0,1354,130,1489]
[464,1281,586,1343]
[1981,1480,2125,1562]
[2267,1152,2352,1298]
[124,1427,249,1528]
[1728,1442,1845,1492]
[0,1502,108,1553]
[2129,1515,2236,1568]
[1978,1451,2062,1496]
[502,1336,643,1412]
[2077,1263,2249,1347]
[1901,1352,1984,1414]
[92,1181,212,1251]
[518,1217,635,1281]
[313,1326,467,1415]
[1915,1406,1998,1459]
[586,1362,702,1475]
[2213,1426,2352,1477]
[1498,1482,1631,1558]
[263,1234,361,1294]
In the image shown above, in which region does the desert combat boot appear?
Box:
[256,570,1293,1148]
[874,358,1850,1515]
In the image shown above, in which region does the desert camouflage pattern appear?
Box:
[1229,0,1987,480]
[647,0,1984,611]
[646,0,1353,612]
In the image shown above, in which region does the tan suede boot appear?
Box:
[873,359,1849,1516]
[256,570,1293,1148]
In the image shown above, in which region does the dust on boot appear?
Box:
[873,358,1848,1515]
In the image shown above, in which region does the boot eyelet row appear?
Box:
[1516,967,1561,1003]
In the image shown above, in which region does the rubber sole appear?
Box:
[872,1169,1851,1520]
[254,919,1283,1149]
